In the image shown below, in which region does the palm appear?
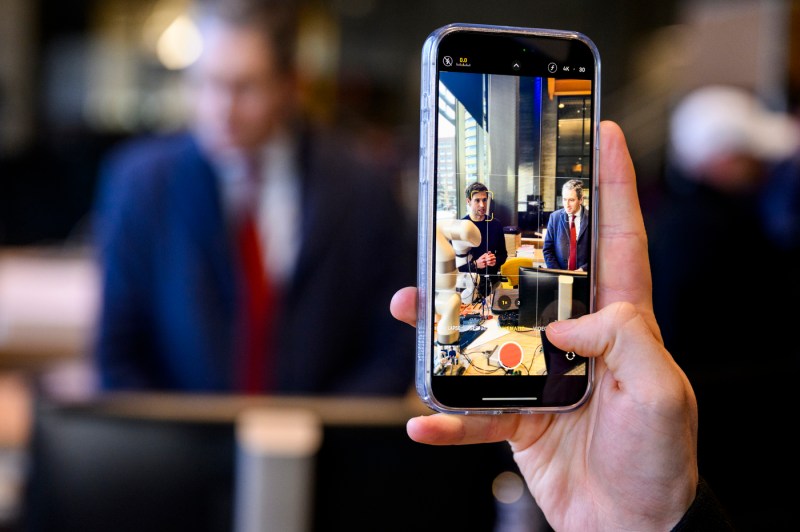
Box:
[510,343,693,530]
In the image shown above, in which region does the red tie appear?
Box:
[236,161,276,393]
[568,214,577,271]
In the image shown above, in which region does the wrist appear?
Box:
[669,478,735,531]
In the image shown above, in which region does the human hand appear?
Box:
[475,252,495,268]
[390,121,699,530]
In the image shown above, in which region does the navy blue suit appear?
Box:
[542,207,590,271]
[92,129,415,394]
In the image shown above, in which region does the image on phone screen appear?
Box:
[423,27,598,410]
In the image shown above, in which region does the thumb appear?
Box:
[545,302,679,396]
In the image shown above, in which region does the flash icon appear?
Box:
[443,56,453,67]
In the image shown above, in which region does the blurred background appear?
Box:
[2,0,800,530]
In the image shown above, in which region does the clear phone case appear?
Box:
[416,23,600,414]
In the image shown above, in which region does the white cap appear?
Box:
[669,85,800,174]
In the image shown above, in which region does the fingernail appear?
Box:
[547,320,576,335]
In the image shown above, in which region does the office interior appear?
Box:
[437,71,592,237]
[434,69,591,378]
[2,0,800,530]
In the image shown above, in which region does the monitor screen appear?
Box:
[517,267,588,328]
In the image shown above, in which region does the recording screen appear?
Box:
[431,65,594,380]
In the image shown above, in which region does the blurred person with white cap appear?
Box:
[668,84,800,193]
[648,84,800,530]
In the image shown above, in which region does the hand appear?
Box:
[390,121,699,531]
[476,252,495,268]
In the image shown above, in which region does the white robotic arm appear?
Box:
[435,219,481,345]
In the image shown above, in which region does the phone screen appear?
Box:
[419,25,599,412]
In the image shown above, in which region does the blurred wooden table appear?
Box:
[62,390,432,426]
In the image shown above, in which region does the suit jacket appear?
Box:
[92,128,416,394]
[542,207,590,271]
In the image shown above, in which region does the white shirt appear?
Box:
[214,132,301,285]
[568,206,584,236]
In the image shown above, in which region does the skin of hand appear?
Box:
[390,121,699,531]
[477,252,496,268]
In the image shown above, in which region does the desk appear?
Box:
[521,237,544,249]
[435,294,586,377]
[460,319,546,375]
[64,392,432,425]
[515,237,546,267]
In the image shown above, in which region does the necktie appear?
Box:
[568,213,577,271]
[236,157,276,393]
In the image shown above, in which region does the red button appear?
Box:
[498,342,523,370]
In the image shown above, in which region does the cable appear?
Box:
[460,349,506,375]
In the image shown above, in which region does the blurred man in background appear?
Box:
[92,0,415,394]
[649,84,800,529]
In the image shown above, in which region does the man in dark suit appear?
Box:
[91,0,415,394]
[543,179,590,271]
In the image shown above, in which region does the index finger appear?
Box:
[407,412,550,446]
[390,286,417,327]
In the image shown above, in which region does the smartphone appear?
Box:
[416,23,600,413]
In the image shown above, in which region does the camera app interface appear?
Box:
[433,63,594,379]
